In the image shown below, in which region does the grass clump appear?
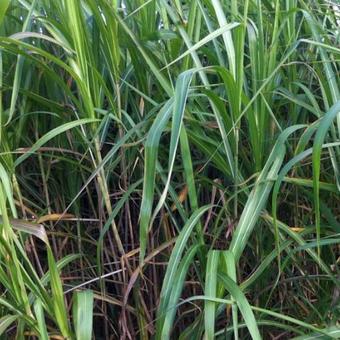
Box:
[0,0,339,339]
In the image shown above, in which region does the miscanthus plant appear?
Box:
[0,0,339,339]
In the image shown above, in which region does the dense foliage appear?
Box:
[0,0,339,338]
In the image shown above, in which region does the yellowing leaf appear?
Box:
[37,214,75,224]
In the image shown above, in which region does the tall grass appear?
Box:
[0,0,339,338]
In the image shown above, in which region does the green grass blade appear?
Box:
[47,247,72,338]
[160,244,200,339]
[0,0,10,25]
[164,22,239,69]
[14,118,99,167]
[211,0,236,77]
[312,101,340,256]
[218,274,261,339]
[221,251,238,340]
[139,100,173,261]
[155,205,211,339]
[204,250,219,340]
[33,299,48,340]
[151,70,195,230]
[230,125,305,260]
[0,315,18,336]
[73,290,94,340]
[7,0,37,125]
